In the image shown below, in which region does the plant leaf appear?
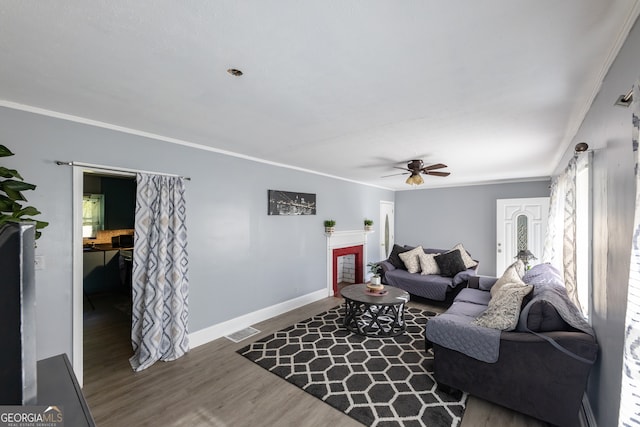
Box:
[3,187,26,201]
[35,220,48,230]
[0,145,14,157]
[1,180,36,192]
[0,167,23,180]
[13,206,41,217]
[0,196,19,212]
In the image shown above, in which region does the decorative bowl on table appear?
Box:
[366,283,384,293]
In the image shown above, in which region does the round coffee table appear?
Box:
[340,284,410,337]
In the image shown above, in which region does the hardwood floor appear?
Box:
[83,292,548,426]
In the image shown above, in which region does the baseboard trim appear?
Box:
[188,288,329,349]
[579,393,597,427]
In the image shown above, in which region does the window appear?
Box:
[82,194,104,238]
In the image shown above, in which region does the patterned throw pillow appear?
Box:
[418,252,440,275]
[434,250,467,277]
[448,243,478,269]
[491,260,526,297]
[398,246,424,274]
[474,282,533,331]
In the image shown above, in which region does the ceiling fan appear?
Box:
[382,160,450,185]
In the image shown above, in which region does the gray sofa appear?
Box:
[424,264,598,427]
[379,244,478,303]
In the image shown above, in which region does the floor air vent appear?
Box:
[225,327,260,343]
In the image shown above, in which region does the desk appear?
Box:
[37,354,95,427]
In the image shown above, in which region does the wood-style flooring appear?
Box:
[82,291,548,427]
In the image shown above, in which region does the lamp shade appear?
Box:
[515,249,537,262]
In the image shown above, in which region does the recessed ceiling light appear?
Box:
[227,68,243,77]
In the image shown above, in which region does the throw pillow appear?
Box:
[387,244,410,270]
[491,260,526,297]
[398,245,424,274]
[418,252,440,275]
[474,282,533,331]
[447,243,478,269]
[434,250,467,277]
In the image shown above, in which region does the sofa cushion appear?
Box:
[491,260,526,297]
[519,300,572,332]
[448,243,478,269]
[387,244,410,270]
[434,250,466,277]
[454,288,492,306]
[399,246,424,273]
[474,282,533,331]
[446,300,489,319]
[418,252,440,275]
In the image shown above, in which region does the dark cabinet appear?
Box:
[102,177,136,230]
[83,250,121,295]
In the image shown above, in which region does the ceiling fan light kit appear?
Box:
[405,173,424,186]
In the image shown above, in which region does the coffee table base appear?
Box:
[343,299,407,337]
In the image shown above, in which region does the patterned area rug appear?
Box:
[238,306,467,427]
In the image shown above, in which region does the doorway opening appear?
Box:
[75,169,136,385]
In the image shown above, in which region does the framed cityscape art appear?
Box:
[268,190,316,215]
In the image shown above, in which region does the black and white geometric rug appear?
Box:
[238,306,467,427]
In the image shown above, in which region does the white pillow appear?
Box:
[398,246,424,274]
[418,252,440,275]
[448,243,478,269]
[474,282,533,331]
[491,260,526,297]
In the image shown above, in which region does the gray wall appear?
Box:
[0,106,393,360]
[394,181,550,276]
[553,16,640,427]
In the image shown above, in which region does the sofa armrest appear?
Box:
[378,260,396,274]
[468,275,498,290]
[453,267,478,286]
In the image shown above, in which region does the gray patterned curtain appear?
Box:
[619,80,640,426]
[129,173,189,372]
[542,157,581,311]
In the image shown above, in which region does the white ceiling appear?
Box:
[1,1,639,190]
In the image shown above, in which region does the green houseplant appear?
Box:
[324,219,336,234]
[364,219,373,231]
[367,262,383,286]
[0,145,48,239]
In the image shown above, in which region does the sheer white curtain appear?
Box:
[619,80,640,426]
[129,173,189,372]
[543,158,581,311]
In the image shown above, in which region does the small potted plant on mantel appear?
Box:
[324,219,336,235]
[364,219,374,232]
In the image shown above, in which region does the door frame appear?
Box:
[72,167,135,385]
[72,168,83,384]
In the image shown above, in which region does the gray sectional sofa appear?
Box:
[378,244,478,303]
[424,263,598,427]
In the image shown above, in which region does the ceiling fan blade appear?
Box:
[393,166,411,172]
[421,163,448,171]
[381,172,410,178]
[424,171,450,177]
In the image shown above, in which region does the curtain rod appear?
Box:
[55,161,191,181]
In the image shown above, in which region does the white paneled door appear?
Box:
[496,197,549,274]
[379,201,394,261]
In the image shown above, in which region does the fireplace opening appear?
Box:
[332,245,363,296]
